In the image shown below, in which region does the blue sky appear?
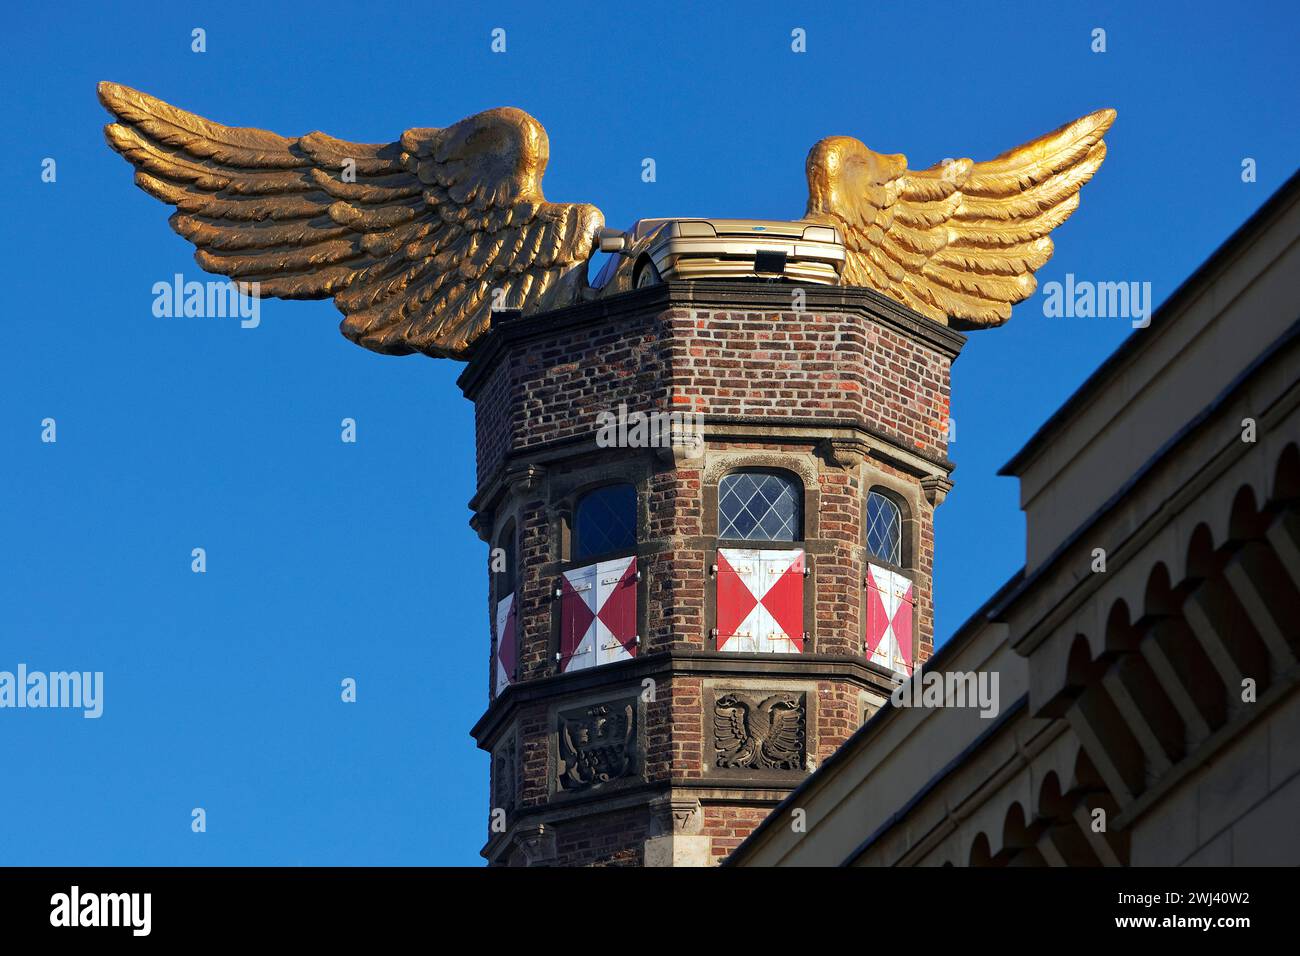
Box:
[2,0,1296,865]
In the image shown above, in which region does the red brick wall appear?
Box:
[644,469,707,652]
[703,805,776,862]
[474,307,952,488]
[665,310,951,458]
[552,807,649,867]
[515,701,550,810]
[815,681,868,763]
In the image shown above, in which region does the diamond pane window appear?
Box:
[719,472,802,542]
[866,491,902,566]
[573,483,637,561]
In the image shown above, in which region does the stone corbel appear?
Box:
[817,437,870,470]
[644,794,711,867]
[653,420,706,468]
[468,509,493,543]
[512,822,557,866]
[921,474,954,508]
[648,794,704,838]
[504,462,547,497]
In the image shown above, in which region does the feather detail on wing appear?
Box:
[99,82,603,358]
[759,696,804,770]
[802,109,1114,329]
[714,696,751,767]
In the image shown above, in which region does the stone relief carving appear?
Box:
[714,691,806,771]
[557,699,638,792]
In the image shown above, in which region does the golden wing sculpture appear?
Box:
[802,108,1115,329]
[99,81,603,358]
[102,80,1113,353]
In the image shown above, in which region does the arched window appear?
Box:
[573,483,637,562]
[866,491,902,566]
[718,471,802,542]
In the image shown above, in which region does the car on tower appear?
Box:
[590,218,847,295]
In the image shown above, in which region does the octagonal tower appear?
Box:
[461,280,964,866]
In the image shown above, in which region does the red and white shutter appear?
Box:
[716,549,759,652]
[865,564,915,676]
[559,563,597,673]
[716,548,805,653]
[560,557,638,673]
[494,592,517,696]
[595,556,638,665]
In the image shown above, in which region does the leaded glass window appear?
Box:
[866,491,902,565]
[573,484,637,561]
[718,472,802,542]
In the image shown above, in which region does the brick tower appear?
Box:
[462,280,963,865]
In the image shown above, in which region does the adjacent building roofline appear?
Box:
[994,314,1300,636]
[1000,167,1300,478]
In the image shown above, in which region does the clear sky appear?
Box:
[2,0,1297,866]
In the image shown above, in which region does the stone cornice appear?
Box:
[456,280,967,399]
[471,649,900,746]
[466,416,957,522]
